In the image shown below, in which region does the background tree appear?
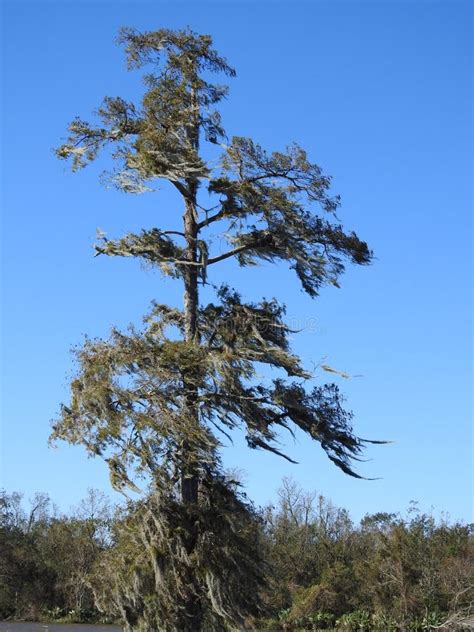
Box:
[51,27,379,631]
[263,478,356,619]
[258,483,474,631]
[0,489,113,622]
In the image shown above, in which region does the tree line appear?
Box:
[1,481,472,631]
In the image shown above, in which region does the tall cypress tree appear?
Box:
[52,28,379,631]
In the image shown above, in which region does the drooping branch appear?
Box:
[94,229,207,279]
[200,138,372,295]
[221,137,342,211]
[199,287,308,378]
[56,97,141,171]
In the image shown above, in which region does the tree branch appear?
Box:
[207,244,255,266]
[198,207,227,229]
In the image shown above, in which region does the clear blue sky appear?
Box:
[1,1,472,522]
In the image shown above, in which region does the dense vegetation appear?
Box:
[1,482,472,631]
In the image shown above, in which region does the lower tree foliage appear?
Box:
[91,474,264,632]
[1,483,473,631]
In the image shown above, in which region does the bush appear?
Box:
[336,610,371,631]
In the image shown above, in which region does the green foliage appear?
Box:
[212,137,371,297]
[0,489,113,622]
[260,481,474,632]
[1,483,473,630]
[336,610,372,631]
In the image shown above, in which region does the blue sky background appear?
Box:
[1,1,472,522]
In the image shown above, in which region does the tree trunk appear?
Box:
[181,194,199,505]
[181,78,201,506]
[178,72,205,630]
[180,189,204,631]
